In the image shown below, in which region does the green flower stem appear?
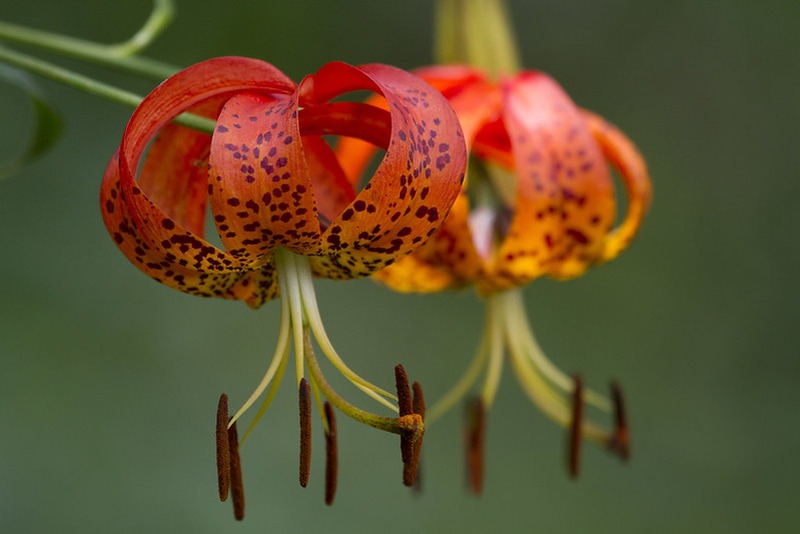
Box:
[106,0,175,57]
[0,45,214,134]
[0,0,178,80]
[434,0,521,78]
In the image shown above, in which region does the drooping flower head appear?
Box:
[101,56,466,516]
[337,64,651,490]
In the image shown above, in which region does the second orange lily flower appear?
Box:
[338,64,652,491]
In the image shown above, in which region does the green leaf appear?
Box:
[0,63,63,177]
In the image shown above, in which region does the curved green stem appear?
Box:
[108,0,175,57]
[0,0,178,80]
[0,45,214,133]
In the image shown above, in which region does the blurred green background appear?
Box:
[1,1,798,532]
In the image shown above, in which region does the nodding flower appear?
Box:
[100,57,466,517]
[337,65,651,492]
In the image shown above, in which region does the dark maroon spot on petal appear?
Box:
[566,228,589,244]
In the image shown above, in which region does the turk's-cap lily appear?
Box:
[101,56,466,516]
[337,65,651,491]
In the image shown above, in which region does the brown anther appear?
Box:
[228,419,245,521]
[299,378,312,488]
[465,397,485,494]
[403,381,426,487]
[216,393,231,502]
[323,401,338,506]
[608,381,631,461]
[395,365,413,416]
[568,374,585,479]
[395,364,414,464]
[412,382,426,421]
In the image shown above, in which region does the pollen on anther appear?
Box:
[465,397,485,494]
[324,402,338,506]
[395,365,413,464]
[299,378,312,488]
[609,381,630,461]
[228,419,245,521]
[568,375,585,479]
[404,381,426,488]
[216,393,231,501]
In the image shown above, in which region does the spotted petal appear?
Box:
[299,62,467,280]
[490,71,616,289]
[582,110,652,263]
[100,57,296,307]
[209,91,322,265]
[373,71,502,293]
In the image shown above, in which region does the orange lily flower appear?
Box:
[337,65,651,491]
[101,57,466,515]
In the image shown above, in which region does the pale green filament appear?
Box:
[230,247,403,447]
[293,252,398,411]
[504,290,612,413]
[276,249,307,387]
[228,280,292,430]
[427,288,614,445]
[480,295,505,408]
[302,327,406,435]
[239,341,289,444]
[427,329,490,423]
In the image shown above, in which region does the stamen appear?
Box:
[299,378,312,488]
[228,290,291,430]
[216,393,231,502]
[324,401,338,506]
[568,374,585,479]
[395,364,414,465]
[303,330,401,433]
[465,397,485,494]
[228,420,245,521]
[294,253,398,410]
[404,381,426,487]
[608,381,630,461]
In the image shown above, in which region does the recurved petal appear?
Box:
[489,71,616,290]
[412,65,487,97]
[209,92,322,265]
[101,57,297,307]
[303,62,467,280]
[373,193,482,293]
[101,151,255,301]
[372,74,501,294]
[137,97,231,236]
[301,135,356,224]
[582,110,652,263]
